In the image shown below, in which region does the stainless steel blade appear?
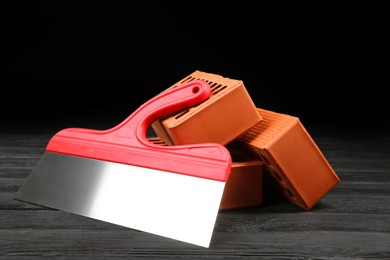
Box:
[16,152,226,248]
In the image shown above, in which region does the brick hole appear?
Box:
[209,82,218,90]
[211,84,227,95]
[259,154,272,166]
[272,170,283,182]
[155,141,168,146]
[148,138,168,146]
[174,109,190,119]
[181,76,195,84]
[284,187,297,201]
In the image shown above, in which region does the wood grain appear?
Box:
[1,133,389,259]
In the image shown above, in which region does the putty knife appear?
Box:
[16,80,232,248]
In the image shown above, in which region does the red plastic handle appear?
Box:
[46,80,232,182]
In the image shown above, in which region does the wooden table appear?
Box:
[1,130,389,259]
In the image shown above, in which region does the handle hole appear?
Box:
[192,86,200,93]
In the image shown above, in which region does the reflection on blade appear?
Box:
[16,152,225,247]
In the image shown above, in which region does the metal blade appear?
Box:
[16,152,226,248]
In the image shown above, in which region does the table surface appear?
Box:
[1,130,389,259]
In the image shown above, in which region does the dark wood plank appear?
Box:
[1,209,389,233]
[0,134,51,147]
[1,230,389,259]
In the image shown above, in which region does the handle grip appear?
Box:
[47,80,232,182]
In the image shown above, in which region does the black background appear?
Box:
[3,2,388,135]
